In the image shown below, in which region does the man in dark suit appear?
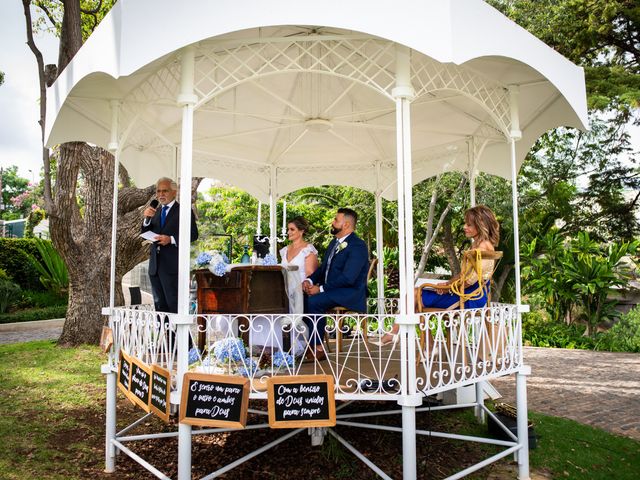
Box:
[303,208,369,361]
[142,177,199,313]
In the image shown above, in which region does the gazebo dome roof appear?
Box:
[46,0,587,200]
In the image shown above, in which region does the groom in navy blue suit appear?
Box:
[303,208,369,360]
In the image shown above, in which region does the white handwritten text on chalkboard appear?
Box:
[274,383,327,420]
[180,374,249,428]
[151,372,167,410]
[189,381,242,420]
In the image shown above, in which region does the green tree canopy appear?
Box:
[489,0,640,116]
[1,166,31,220]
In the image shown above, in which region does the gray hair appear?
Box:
[156,177,178,191]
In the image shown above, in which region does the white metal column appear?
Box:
[468,138,476,208]
[176,46,198,480]
[516,366,531,479]
[104,99,120,473]
[509,85,530,479]
[468,137,486,423]
[509,86,523,309]
[393,44,419,480]
[375,161,385,315]
[269,166,277,255]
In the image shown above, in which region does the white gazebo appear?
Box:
[46,1,587,479]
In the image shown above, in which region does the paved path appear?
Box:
[492,346,640,440]
[0,319,63,345]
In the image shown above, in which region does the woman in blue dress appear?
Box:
[375,205,499,345]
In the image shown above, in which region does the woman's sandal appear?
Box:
[370,333,399,347]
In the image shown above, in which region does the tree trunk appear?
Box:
[414,176,466,280]
[491,263,513,303]
[58,0,83,73]
[22,1,162,346]
[442,217,460,277]
[55,143,156,346]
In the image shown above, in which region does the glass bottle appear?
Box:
[189,274,198,314]
[240,245,251,264]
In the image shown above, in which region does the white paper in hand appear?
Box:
[139,231,159,242]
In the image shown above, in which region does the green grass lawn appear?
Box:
[0,341,107,479]
[529,412,640,479]
[0,340,638,479]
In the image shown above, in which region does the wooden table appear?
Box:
[194,265,289,350]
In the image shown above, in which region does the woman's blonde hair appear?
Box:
[464,205,499,246]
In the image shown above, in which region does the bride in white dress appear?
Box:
[279,216,319,314]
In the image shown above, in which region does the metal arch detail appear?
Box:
[411,55,512,138]
[192,37,398,106]
[115,35,514,149]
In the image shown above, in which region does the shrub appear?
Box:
[25,238,68,294]
[25,208,46,238]
[595,308,640,353]
[16,290,68,309]
[0,238,44,290]
[523,231,638,334]
[0,279,21,314]
[523,308,640,353]
[522,311,596,350]
[0,305,67,324]
[0,268,9,281]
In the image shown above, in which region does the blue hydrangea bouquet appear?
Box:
[194,250,230,277]
[189,337,297,377]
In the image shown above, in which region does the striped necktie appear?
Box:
[324,241,339,282]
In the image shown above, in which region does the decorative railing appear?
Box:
[109,301,521,400]
[416,304,522,395]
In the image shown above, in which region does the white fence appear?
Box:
[108,302,522,400]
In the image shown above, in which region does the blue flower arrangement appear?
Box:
[237,357,258,377]
[194,250,229,277]
[263,253,277,266]
[272,350,294,368]
[195,252,212,267]
[188,347,201,365]
[212,338,246,363]
[212,262,227,277]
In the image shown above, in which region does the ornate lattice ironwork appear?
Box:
[117,33,512,155]
[110,302,521,401]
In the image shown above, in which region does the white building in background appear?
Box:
[33,218,49,239]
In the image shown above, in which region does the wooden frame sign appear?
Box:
[180,373,250,429]
[267,375,336,428]
[117,351,133,397]
[100,326,113,353]
[149,365,172,422]
[129,357,152,412]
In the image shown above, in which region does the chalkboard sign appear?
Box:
[179,373,249,428]
[129,358,152,412]
[267,375,336,428]
[117,351,132,396]
[150,365,171,422]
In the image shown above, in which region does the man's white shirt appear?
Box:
[142,200,177,245]
[305,233,351,292]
